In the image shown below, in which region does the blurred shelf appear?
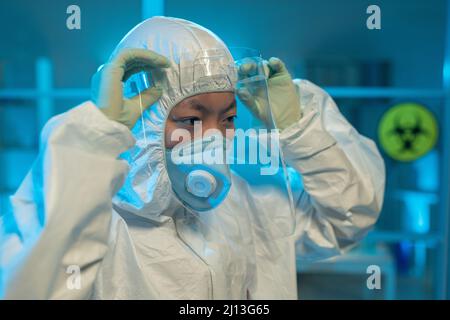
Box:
[366,230,442,245]
[0,88,90,99]
[0,146,38,151]
[0,100,36,107]
[324,87,444,99]
[0,87,445,100]
[390,189,439,202]
[0,188,15,194]
[297,245,394,271]
[296,245,397,299]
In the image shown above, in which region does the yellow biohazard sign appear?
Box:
[378,102,438,162]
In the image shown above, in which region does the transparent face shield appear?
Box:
[231,47,296,239]
[124,47,296,240]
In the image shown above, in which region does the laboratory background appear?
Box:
[1,0,450,300]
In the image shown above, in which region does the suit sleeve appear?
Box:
[0,102,134,299]
[280,79,385,261]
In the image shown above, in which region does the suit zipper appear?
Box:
[171,215,214,299]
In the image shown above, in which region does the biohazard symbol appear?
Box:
[389,113,429,152]
[378,103,438,162]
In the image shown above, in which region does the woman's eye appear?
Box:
[177,117,200,126]
[224,115,237,124]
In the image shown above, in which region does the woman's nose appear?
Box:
[200,120,226,136]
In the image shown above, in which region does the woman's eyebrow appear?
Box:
[187,98,236,114]
[220,101,237,114]
[188,99,208,113]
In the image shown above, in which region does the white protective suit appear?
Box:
[0,17,385,299]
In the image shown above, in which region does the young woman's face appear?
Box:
[164,92,237,148]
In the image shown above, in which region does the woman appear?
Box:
[1,16,385,299]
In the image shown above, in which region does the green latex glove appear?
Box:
[91,48,170,129]
[237,57,302,131]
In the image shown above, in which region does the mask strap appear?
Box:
[138,91,148,146]
[137,90,155,176]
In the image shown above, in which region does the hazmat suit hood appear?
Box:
[111,17,235,221]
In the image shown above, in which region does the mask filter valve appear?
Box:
[185,170,217,198]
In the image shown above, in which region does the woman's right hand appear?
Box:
[91,48,170,129]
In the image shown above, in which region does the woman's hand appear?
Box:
[237,57,302,131]
[91,48,170,129]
